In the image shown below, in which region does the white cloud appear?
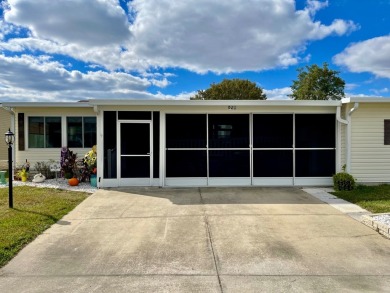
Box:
[345,92,386,98]
[154,91,197,100]
[1,0,357,73]
[370,87,389,95]
[0,0,360,102]
[264,87,292,100]
[0,37,139,71]
[334,35,390,79]
[140,72,174,88]
[0,20,15,40]
[4,0,131,47]
[0,54,154,101]
[0,54,193,102]
[126,0,357,73]
[306,19,358,40]
[306,0,329,15]
[345,83,359,91]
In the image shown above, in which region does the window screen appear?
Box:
[253,114,293,148]
[295,114,335,148]
[166,114,207,148]
[208,114,249,148]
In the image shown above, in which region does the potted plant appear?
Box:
[60,147,77,179]
[83,145,97,187]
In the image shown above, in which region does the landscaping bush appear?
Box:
[333,172,356,191]
[33,160,55,179]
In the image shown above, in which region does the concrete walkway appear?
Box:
[1,187,389,292]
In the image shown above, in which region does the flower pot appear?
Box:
[90,174,97,187]
[0,171,7,184]
[68,177,79,186]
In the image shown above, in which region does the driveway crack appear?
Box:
[199,188,224,293]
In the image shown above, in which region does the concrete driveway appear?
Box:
[1,187,389,292]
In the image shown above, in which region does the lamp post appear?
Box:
[5,128,15,208]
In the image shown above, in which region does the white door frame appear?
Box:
[117,120,153,186]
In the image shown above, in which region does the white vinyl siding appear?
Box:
[350,103,390,183]
[0,108,11,161]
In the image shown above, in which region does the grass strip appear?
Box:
[0,186,87,267]
[331,184,390,214]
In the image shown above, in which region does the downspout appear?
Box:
[346,103,359,173]
[336,106,348,173]
[336,106,348,125]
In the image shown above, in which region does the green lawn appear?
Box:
[0,186,87,267]
[331,184,390,213]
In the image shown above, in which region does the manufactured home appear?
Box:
[1,97,389,187]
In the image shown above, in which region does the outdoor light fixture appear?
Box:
[5,128,15,208]
[5,128,14,145]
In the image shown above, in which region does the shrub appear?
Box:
[333,172,356,191]
[33,160,56,179]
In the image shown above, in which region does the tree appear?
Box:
[191,78,267,100]
[290,63,345,100]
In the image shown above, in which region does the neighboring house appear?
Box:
[1,97,389,188]
[0,105,12,163]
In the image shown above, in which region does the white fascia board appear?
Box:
[2,99,343,108]
[342,97,390,104]
[1,102,93,108]
[88,99,341,107]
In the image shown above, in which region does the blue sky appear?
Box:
[0,0,389,102]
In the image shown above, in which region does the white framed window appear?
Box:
[28,116,62,148]
[67,117,96,148]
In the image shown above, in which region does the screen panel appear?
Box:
[166,114,207,148]
[121,156,150,178]
[253,150,293,177]
[166,150,207,177]
[103,111,117,178]
[120,123,150,155]
[208,114,249,148]
[253,114,293,148]
[295,114,335,148]
[209,150,250,177]
[295,150,335,177]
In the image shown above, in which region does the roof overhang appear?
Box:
[1,99,343,108]
[88,99,342,107]
[342,97,390,103]
[1,102,93,108]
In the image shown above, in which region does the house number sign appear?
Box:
[228,106,237,110]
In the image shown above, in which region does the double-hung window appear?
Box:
[67,117,96,148]
[28,117,62,148]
